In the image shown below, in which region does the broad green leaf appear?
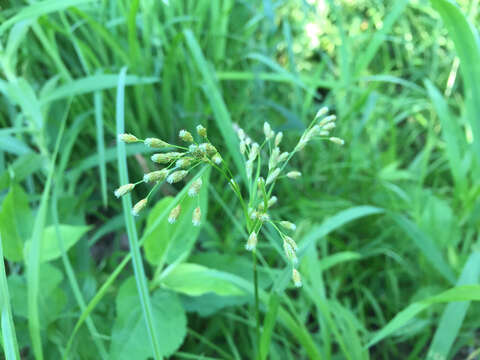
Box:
[427,252,480,359]
[24,225,90,262]
[143,197,174,265]
[0,185,33,261]
[8,263,65,327]
[142,169,209,266]
[367,285,480,348]
[160,263,245,296]
[110,278,187,359]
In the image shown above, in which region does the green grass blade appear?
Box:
[94,90,108,207]
[26,100,70,360]
[0,234,21,360]
[115,67,162,360]
[354,0,409,76]
[0,0,95,35]
[431,0,480,169]
[367,285,480,348]
[427,252,480,359]
[300,206,384,253]
[51,187,108,359]
[258,292,280,360]
[391,214,456,284]
[183,29,246,183]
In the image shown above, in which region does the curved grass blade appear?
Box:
[94,90,108,207]
[426,252,480,359]
[115,67,162,360]
[0,234,21,360]
[431,0,480,168]
[367,285,480,348]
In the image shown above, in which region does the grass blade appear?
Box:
[0,234,21,360]
[115,67,162,360]
[367,285,480,348]
[183,29,245,183]
[259,292,280,360]
[26,100,70,360]
[94,90,108,207]
[427,252,480,359]
[431,0,480,169]
[392,214,456,284]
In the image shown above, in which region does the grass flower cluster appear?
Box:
[116,107,343,288]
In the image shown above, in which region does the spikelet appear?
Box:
[314,106,329,120]
[145,137,169,148]
[259,213,270,222]
[151,152,183,164]
[118,133,139,143]
[259,196,277,211]
[196,125,207,138]
[286,171,301,179]
[188,178,203,197]
[168,205,181,224]
[176,157,194,169]
[249,143,259,162]
[283,240,298,265]
[275,132,283,146]
[264,122,274,140]
[132,198,147,216]
[269,147,280,170]
[179,129,194,143]
[266,168,280,185]
[240,141,246,154]
[212,153,222,165]
[322,122,336,131]
[329,137,345,145]
[279,221,296,231]
[292,269,302,288]
[284,236,298,251]
[246,159,253,179]
[166,170,188,184]
[143,169,169,183]
[278,152,289,163]
[114,183,135,198]
[192,207,201,226]
[246,232,257,251]
[318,114,336,127]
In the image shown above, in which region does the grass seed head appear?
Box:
[176,157,194,168]
[266,168,281,185]
[318,114,336,127]
[167,170,188,184]
[292,269,302,288]
[315,106,329,120]
[264,122,274,140]
[275,132,283,146]
[192,206,201,226]
[132,198,147,216]
[145,137,169,148]
[246,232,257,251]
[280,221,296,231]
[118,133,139,143]
[284,235,298,251]
[188,178,203,197]
[329,137,345,145]
[283,240,298,265]
[143,169,169,183]
[196,125,207,138]
[151,152,183,164]
[168,204,181,224]
[286,171,301,179]
[212,153,222,165]
[179,129,194,143]
[114,183,135,198]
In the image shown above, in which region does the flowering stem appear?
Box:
[252,250,261,354]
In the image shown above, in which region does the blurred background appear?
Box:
[1,0,480,359]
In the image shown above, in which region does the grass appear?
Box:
[1,0,480,359]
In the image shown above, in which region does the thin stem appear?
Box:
[252,250,261,356]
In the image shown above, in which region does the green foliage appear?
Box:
[1,0,480,359]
